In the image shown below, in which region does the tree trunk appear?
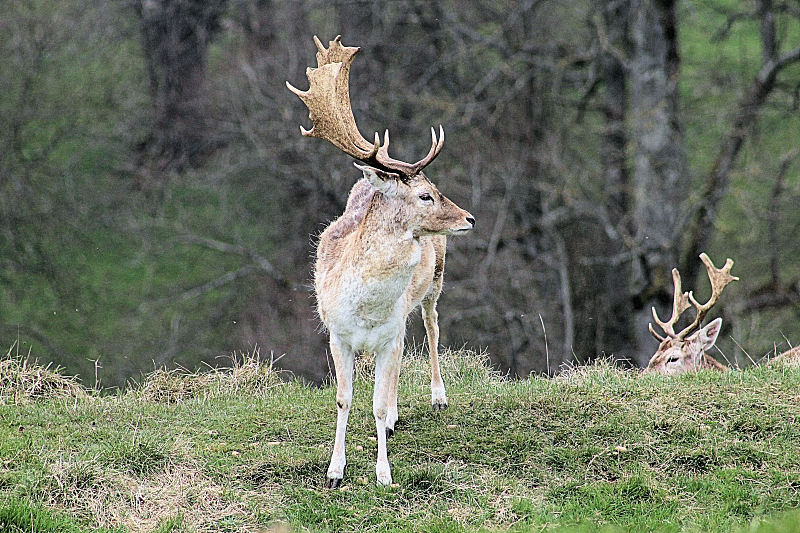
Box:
[133,0,227,174]
[596,0,636,359]
[627,0,688,366]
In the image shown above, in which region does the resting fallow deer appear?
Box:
[767,345,800,367]
[644,253,738,374]
[286,36,474,487]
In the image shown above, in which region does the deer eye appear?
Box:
[419,193,434,203]
[667,355,680,364]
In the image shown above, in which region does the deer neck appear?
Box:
[701,353,728,371]
[351,192,421,279]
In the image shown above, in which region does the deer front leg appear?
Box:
[422,298,447,410]
[373,337,403,486]
[325,335,354,489]
[385,359,400,438]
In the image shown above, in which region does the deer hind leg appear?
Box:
[373,335,403,486]
[422,295,447,411]
[324,334,354,489]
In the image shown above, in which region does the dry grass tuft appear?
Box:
[134,346,284,403]
[104,464,254,532]
[0,342,88,404]
[553,356,635,382]
[354,345,499,386]
[47,459,273,533]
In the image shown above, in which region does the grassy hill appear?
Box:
[2,345,800,532]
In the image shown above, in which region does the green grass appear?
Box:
[0,498,120,533]
[2,348,800,532]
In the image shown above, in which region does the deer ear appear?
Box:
[694,317,722,352]
[355,163,400,197]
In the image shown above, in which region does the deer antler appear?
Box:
[648,253,738,342]
[649,268,691,342]
[286,35,444,178]
[675,253,738,339]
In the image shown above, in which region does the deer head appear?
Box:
[353,163,474,237]
[645,253,738,374]
[286,36,474,237]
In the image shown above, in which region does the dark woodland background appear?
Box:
[3,0,800,387]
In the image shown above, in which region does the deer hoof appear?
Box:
[324,476,343,489]
[386,427,394,439]
[432,401,448,411]
[376,469,392,487]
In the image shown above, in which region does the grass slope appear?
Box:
[2,347,800,532]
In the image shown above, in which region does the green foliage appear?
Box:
[2,349,800,532]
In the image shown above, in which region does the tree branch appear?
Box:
[680,30,800,286]
[738,278,800,314]
[759,0,778,64]
[711,9,756,42]
[176,233,294,289]
[766,150,798,285]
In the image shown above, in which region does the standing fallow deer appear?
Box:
[644,253,738,374]
[286,36,474,487]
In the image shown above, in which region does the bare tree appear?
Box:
[124,0,800,377]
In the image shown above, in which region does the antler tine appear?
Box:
[313,35,326,53]
[648,323,666,343]
[287,36,445,178]
[676,253,738,339]
[649,268,691,340]
[409,125,445,174]
[374,124,445,177]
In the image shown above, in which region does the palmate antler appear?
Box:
[649,253,738,342]
[286,35,444,178]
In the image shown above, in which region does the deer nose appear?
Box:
[466,216,475,227]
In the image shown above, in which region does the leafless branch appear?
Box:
[159,265,258,307]
[739,278,800,314]
[592,5,631,71]
[759,0,778,63]
[766,149,798,285]
[711,9,756,42]
[681,6,800,285]
[176,233,292,288]
[478,169,515,279]
[575,65,601,123]
[538,200,620,241]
